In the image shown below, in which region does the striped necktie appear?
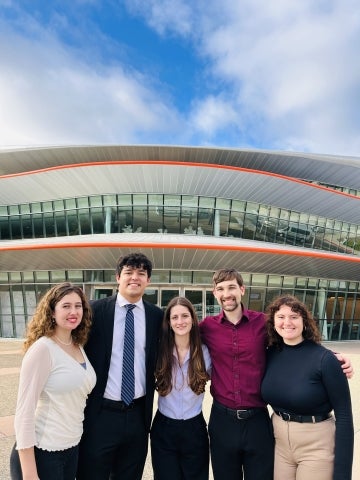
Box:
[121,304,136,405]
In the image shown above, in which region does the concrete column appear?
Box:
[214,209,220,236]
[105,206,111,234]
[317,288,328,340]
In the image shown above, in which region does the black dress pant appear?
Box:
[77,397,147,480]
[150,410,209,480]
[10,443,79,480]
[209,402,274,480]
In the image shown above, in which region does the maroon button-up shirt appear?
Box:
[200,307,267,409]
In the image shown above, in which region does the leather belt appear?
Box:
[102,396,145,412]
[214,400,265,420]
[274,410,331,423]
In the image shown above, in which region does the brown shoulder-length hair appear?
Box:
[23,282,92,352]
[155,296,209,396]
[266,295,321,348]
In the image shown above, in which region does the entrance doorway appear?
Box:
[184,289,203,319]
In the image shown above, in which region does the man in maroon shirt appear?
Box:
[200,269,353,480]
[200,268,273,480]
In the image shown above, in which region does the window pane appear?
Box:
[50,271,66,282]
[35,271,50,282]
[144,288,158,305]
[77,197,89,208]
[67,271,84,282]
[171,271,192,283]
[23,272,35,283]
[89,196,103,207]
[9,272,21,282]
[65,198,76,209]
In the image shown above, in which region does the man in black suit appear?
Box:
[77,253,163,480]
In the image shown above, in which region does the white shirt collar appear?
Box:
[116,292,145,311]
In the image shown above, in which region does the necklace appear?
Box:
[54,334,73,346]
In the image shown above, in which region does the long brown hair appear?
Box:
[155,297,209,396]
[266,295,321,348]
[23,282,92,352]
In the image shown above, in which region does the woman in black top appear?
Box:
[261,295,353,480]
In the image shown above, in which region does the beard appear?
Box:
[221,299,240,311]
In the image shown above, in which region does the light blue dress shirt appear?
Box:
[104,294,146,401]
[158,344,212,420]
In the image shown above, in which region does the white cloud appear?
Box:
[189,96,238,135]
[125,0,193,37]
[126,0,360,155]
[0,9,181,146]
[0,1,360,156]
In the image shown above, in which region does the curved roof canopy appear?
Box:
[1,145,360,282]
[0,144,360,188]
[1,235,360,282]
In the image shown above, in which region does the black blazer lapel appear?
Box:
[102,295,117,367]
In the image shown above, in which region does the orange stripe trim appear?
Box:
[1,242,360,264]
[1,160,358,200]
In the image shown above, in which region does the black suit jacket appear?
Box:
[83,294,163,431]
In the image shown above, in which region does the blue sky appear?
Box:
[0,0,359,156]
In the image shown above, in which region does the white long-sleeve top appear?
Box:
[14,336,96,451]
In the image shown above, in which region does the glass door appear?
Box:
[160,289,180,311]
[184,289,204,321]
[205,290,220,317]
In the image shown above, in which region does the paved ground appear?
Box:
[1,338,359,479]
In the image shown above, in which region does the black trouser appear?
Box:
[10,443,79,480]
[209,402,274,480]
[77,397,147,480]
[150,410,209,480]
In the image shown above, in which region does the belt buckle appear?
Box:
[236,409,247,420]
[122,401,134,411]
[280,411,291,421]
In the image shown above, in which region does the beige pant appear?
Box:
[272,412,335,480]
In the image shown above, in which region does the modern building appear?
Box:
[1,145,360,341]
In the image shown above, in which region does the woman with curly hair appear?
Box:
[261,295,353,480]
[151,296,211,480]
[10,282,96,480]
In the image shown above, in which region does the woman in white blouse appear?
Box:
[10,282,96,480]
[151,297,211,480]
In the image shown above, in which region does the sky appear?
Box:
[0,0,360,156]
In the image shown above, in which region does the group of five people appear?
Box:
[11,252,354,479]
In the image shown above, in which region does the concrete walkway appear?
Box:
[1,339,359,479]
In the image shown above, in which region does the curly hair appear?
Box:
[115,252,152,278]
[23,282,92,352]
[266,295,321,348]
[155,297,209,396]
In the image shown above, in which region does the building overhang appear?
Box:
[0,145,360,191]
[1,162,360,224]
[1,234,359,282]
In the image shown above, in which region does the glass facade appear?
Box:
[1,192,360,340]
[0,193,359,254]
[305,181,360,198]
[1,269,359,341]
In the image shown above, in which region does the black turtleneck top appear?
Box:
[261,340,354,480]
